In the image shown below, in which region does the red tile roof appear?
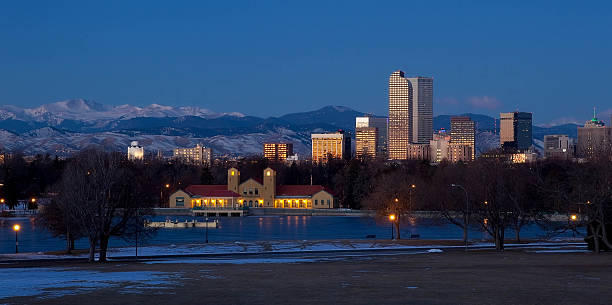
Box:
[184,185,240,197]
[275,185,335,197]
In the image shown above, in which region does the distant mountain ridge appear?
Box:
[0,99,584,156]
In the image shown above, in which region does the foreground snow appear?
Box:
[0,240,586,262]
[0,268,179,300]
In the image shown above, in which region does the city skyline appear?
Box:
[2,2,612,124]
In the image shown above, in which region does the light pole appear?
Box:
[205,217,209,243]
[451,184,469,252]
[409,184,416,215]
[160,184,171,207]
[13,224,20,253]
[389,214,396,240]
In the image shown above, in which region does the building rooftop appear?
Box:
[276,185,335,197]
[185,185,240,198]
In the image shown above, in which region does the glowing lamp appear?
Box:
[13,224,20,231]
[165,184,170,188]
[570,214,577,221]
[389,214,396,221]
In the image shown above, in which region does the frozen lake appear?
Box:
[0,215,581,254]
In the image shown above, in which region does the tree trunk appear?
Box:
[70,237,75,251]
[88,237,96,263]
[463,224,467,243]
[594,224,601,254]
[99,235,110,262]
[395,218,401,240]
[499,226,505,251]
[515,226,521,243]
[65,230,72,254]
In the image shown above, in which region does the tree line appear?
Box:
[1,150,610,260]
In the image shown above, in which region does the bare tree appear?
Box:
[51,150,154,262]
[364,169,419,239]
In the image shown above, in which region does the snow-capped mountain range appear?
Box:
[0,99,580,157]
[0,99,244,124]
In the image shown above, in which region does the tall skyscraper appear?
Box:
[388,71,434,160]
[355,116,388,158]
[577,109,612,158]
[388,71,412,159]
[450,116,475,160]
[407,76,434,144]
[311,131,351,163]
[500,112,532,151]
[263,143,294,161]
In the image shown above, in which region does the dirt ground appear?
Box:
[3,250,612,305]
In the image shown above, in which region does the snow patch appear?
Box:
[0,268,179,299]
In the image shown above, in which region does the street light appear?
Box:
[570,214,577,221]
[13,224,20,253]
[389,214,396,240]
[409,184,416,215]
[451,184,469,252]
[161,184,171,208]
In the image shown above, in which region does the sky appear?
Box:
[1,1,611,125]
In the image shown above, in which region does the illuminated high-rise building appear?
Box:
[173,144,212,166]
[388,71,434,159]
[311,131,351,163]
[500,112,532,151]
[577,109,612,158]
[263,143,294,161]
[388,71,412,159]
[450,116,475,160]
[355,127,377,159]
[355,116,387,158]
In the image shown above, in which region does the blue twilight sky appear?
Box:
[1,1,611,125]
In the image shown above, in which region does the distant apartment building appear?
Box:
[311,131,351,163]
[577,110,612,158]
[127,141,144,161]
[544,135,574,159]
[500,112,532,151]
[173,144,212,166]
[450,116,475,160]
[355,116,388,158]
[388,71,434,160]
[263,143,294,161]
[428,130,472,163]
[407,143,430,161]
[429,131,450,163]
[448,144,473,163]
